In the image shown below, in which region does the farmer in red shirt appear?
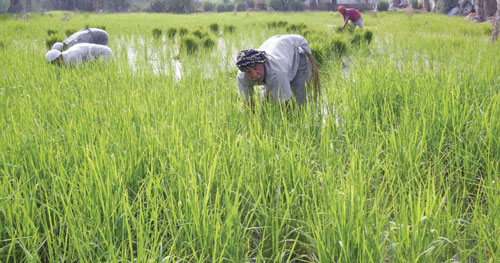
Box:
[338,6,364,32]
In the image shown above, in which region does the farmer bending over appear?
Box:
[338,6,363,32]
[236,34,320,112]
[51,27,109,51]
[45,43,113,66]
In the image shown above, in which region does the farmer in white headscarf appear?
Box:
[45,43,113,66]
[51,27,109,51]
[236,34,320,111]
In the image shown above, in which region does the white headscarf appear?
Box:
[45,49,62,63]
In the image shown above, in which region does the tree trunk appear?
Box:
[485,0,497,16]
[476,0,485,22]
[7,0,23,13]
[492,0,500,41]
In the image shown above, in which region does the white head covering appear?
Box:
[51,42,63,51]
[45,49,62,63]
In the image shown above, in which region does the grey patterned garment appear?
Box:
[237,34,312,105]
[61,43,113,66]
[63,28,109,48]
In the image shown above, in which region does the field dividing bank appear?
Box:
[1,11,499,262]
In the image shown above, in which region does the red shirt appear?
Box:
[343,8,362,22]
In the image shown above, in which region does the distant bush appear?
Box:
[152,28,162,39]
[268,0,286,10]
[424,0,431,11]
[256,1,267,10]
[246,0,255,8]
[410,0,418,9]
[46,35,63,49]
[226,2,235,11]
[202,37,216,49]
[181,36,199,54]
[378,1,389,11]
[179,27,189,36]
[65,29,76,37]
[150,0,166,12]
[236,2,246,11]
[47,29,58,36]
[437,0,458,13]
[203,1,214,11]
[223,25,236,34]
[216,3,226,12]
[289,0,305,11]
[167,28,177,39]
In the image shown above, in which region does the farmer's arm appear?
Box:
[341,16,349,31]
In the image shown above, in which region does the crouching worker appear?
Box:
[45,43,113,66]
[51,27,109,51]
[236,34,320,112]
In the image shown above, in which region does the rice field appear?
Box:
[0,10,499,262]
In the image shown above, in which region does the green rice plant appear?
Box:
[167,27,177,39]
[1,12,499,263]
[209,23,219,34]
[192,28,208,39]
[0,40,4,49]
[201,37,216,49]
[277,20,288,27]
[329,35,348,57]
[65,28,76,37]
[47,29,58,36]
[86,24,106,30]
[223,24,236,34]
[286,22,307,33]
[350,32,362,45]
[180,35,199,54]
[178,27,189,36]
[46,35,63,49]
[152,28,162,39]
[363,30,373,44]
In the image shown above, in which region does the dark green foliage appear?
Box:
[246,0,255,8]
[350,32,362,45]
[424,0,431,11]
[65,29,76,37]
[378,1,389,11]
[286,23,307,33]
[410,0,418,9]
[152,28,162,39]
[216,3,226,12]
[268,0,286,10]
[226,2,235,11]
[256,1,267,10]
[437,0,458,13]
[363,30,373,44]
[167,27,177,39]
[209,23,219,34]
[223,25,236,34]
[330,36,348,56]
[268,21,288,29]
[46,35,63,49]
[236,2,246,11]
[150,0,166,12]
[202,37,215,49]
[192,28,208,39]
[203,0,214,11]
[289,0,304,11]
[180,36,199,54]
[0,40,4,49]
[86,25,106,31]
[179,27,189,36]
[47,29,58,36]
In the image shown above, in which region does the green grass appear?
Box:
[0,11,499,262]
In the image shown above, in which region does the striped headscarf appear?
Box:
[236,49,268,72]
